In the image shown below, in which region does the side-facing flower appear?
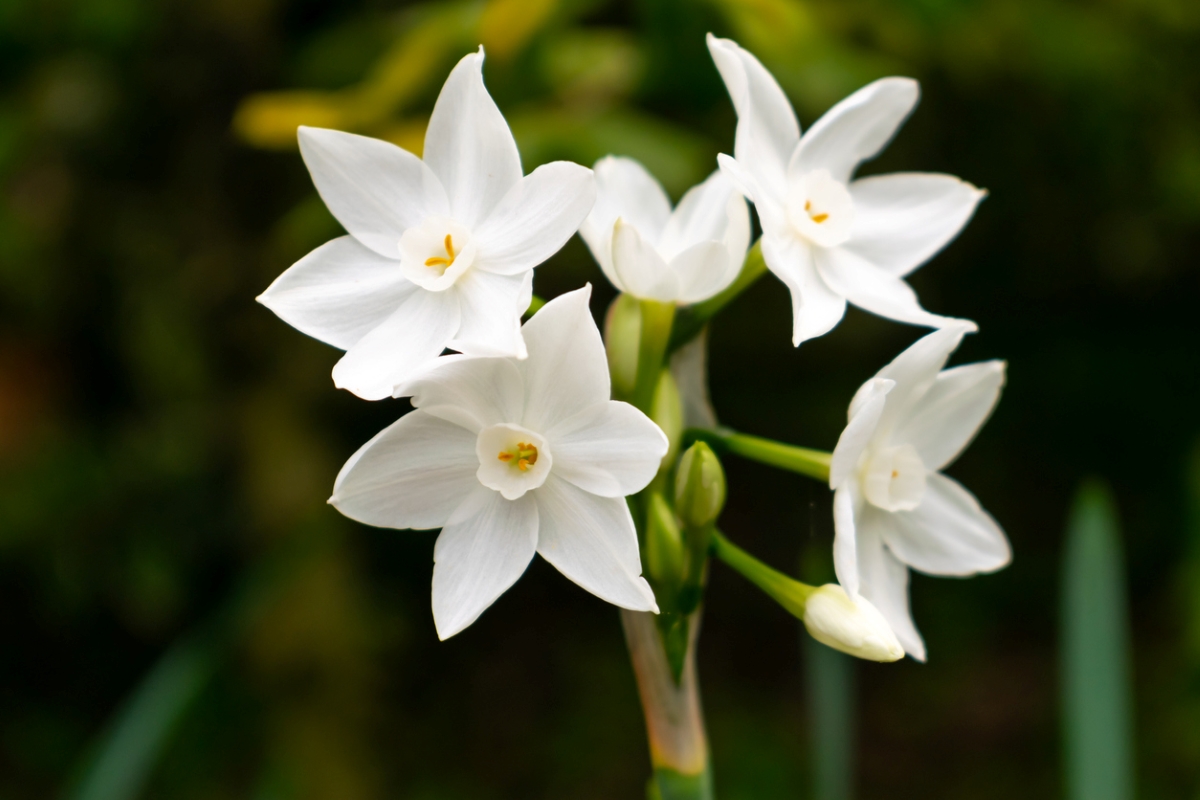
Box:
[579,156,750,304]
[707,34,983,346]
[802,583,904,662]
[330,286,667,639]
[828,327,1009,660]
[257,48,596,400]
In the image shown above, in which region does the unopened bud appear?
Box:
[674,441,726,529]
[802,584,904,662]
[645,492,684,588]
[651,370,683,471]
[604,293,641,400]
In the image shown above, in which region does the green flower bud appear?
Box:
[645,492,684,589]
[651,370,683,472]
[604,293,641,400]
[674,441,726,529]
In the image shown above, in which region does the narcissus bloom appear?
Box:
[707,34,982,345]
[257,48,596,400]
[330,286,667,639]
[580,157,750,304]
[829,327,1009,660]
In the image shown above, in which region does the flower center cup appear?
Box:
[861,443,927,512]
[475,423,553,500]
[785,169,855,248]
[398,216,476,291]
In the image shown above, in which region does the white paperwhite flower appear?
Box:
[257,48,597,400]
[579,156,750,304]
[707,35,983,345]
[330,286,667,639]
[829,326,1010,660]
[803,583,904,662]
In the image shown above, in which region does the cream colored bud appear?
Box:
[802,584,904,662]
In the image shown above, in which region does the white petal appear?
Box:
[791,77,919,184]
[873,326,970,441]
[580,156,673,265]
[518,285,610,431]
[832,483,861,598]
[880,472,1011,576]
[707,34,799,203]
[534,475,658,611]
[473,161,597,276]
[657,168,740,259]
[257,235,416,350]
[432,488,538,639]
[330,410,479,530]
[670,241,739,304]
[423,48,523,228]
[814,246,975,331]
[761,230,846,345]
[611,219,678,300]
[298,127,448,258]
[856,521,925,661]
[331,288,461,400]
[895,361,1006,471]
[669,329,718,429]
[845,173,986,277]
[548,401,668,497]
[402,354,525,433]
[829,377,893,488]
[446,269,528,358]
[716,153,766,208]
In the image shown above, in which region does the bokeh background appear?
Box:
[2,0,1199,797]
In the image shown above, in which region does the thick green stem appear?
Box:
[669,241,767,352]
[687,428,831,483]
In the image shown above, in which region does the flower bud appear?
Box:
[674,441,726,530]
[651,370,683,471]
[645,492,684,589]
[604,293,641,400]
[802,584,904,662]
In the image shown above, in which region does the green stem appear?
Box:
[687,428,831,483]
[633,300,676,413]
[711,530,816,618]
[669,240,767,352]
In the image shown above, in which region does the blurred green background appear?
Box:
[1,0,1199,797]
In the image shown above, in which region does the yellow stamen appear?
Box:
[804,200,828,224]
[498,442,539,472]
[424,234,457,269]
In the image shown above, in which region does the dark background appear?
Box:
[1,0,1198,797]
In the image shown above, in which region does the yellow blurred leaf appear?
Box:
[541,28,644,105]
[480,0,559,61]
[233,91,354,150]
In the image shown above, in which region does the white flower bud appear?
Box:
[802,584,904,662]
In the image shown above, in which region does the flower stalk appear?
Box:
[687,428,831,482]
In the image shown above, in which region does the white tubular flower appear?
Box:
[828,326,1010,661]
[579,156,750,304]
[256,48,597,400]
[802,583,904,662]
[330,286,667,639]
[706,34,983,346]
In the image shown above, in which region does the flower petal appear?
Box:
[580,156,673,275]
[761,230,847,346]
[669,329,718,429]
[611,219,678,300]
[856,520,925,661]
[257,235,417,350]
[872,326,970,442]
[331,287,461,400]
[814,246,975,332]
[432,488,538,639]
[657,168,742,260]
[473,161,597,276]
[298,127,448,258]
[518,285,610,431]
[833,482,861,597]
[330,409,479,530]
[791,77,919,184]
[830,377,894,488]
[423,48,523,228]
[669,241,740,304]
[534,474,658,611]
[844,173,986,277]
[707,34,799,203]
[895,361,1006,471]
[402,354,525,433]
[716,153,766,208]
[548,400,668,497]
[880,472,1011,576]
[446,269,528,359]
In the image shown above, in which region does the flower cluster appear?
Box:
[259,37,1009,661]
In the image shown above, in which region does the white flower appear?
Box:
[257,48,597,400]
[579,156,750,304]
[330,286,667,639]
[802,583,904,662]
[707,35,983,346]
[829,326,1010,660]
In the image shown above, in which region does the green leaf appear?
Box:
[1061,479,1135,800]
